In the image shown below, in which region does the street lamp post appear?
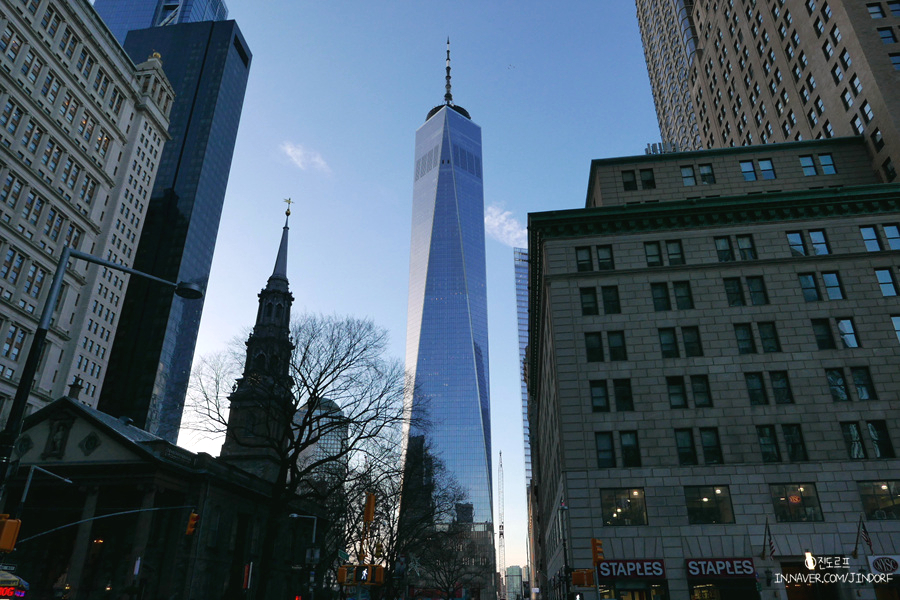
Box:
[0,246,203,500]
[558,502,570,600]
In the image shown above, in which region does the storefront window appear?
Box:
[685,486,735,524]
[770,483,823,522]
[858,480,900,520]
[601,488,648,526]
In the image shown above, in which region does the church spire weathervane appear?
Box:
[444,37,453,106]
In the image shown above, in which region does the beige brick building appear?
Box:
[528,138,900,600]
[637,0,900,182]
[0,0,172,416]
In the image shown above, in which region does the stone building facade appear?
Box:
[528,137,900,600]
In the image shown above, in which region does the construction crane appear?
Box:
[498,452,506,600]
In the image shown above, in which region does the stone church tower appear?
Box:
[220,208,294,481]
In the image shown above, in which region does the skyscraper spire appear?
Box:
[444,37,453,106]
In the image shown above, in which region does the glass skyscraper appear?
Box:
[92,0,228,44]
[403,55,493,527]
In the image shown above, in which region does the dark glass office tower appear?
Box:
[403,52,493,527]
[97,20,251,442]
[93,0,228,44]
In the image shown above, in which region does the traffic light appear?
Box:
[337,565,352,585]
[571,569,594,587]
[0,515,21,552]
[364,493,375,522]
[355,565,371,583]
[185,512,200,535]
[591,538,604,565]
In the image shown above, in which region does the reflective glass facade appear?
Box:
[514,248,531,485]
[93,0,228,44]
[98,21,251,442]
[405,105,493,524]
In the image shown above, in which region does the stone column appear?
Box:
[67,486,98,599]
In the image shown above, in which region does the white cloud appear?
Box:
[484,204,527,248]
[280,141,331,174]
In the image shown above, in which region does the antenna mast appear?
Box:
[499,452,506,600]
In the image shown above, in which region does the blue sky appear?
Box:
[177,1,661,569]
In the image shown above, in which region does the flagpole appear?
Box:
[852,516,861,559]
[760,519,769,560]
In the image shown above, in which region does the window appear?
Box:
[715,237,735,261]
[596,246,614,270]
[699,164,716,184]
[757,425,782,462]
[666,240,685,265]
[601,488,647,526]
[842,89,855,109]
[608,331,627,361]
[876,269,898,296]
[831,64,844,84]
[799,273,821,301]
[771,483,823,522]
[659,328,679,358]
[822,40,833,57]
[837,318,859,348]
[869,3,886,18]
[691,375,712,407]
[675,429,698,465]
[681,166,697,186]
[787,232,807,256]
[700,428,724,464]
[839,48,850,67]
[683,327,703,357]
[868,421,896,458]
[614,379,634,411]
[601,286,621,314]
[822,272,843,299]
[645,242,663,267]
[894,315,900,344]
[748,276,769,305]
[826,368,849,401]
[621,431,641,467]
[580,287,599,315]
[872,128,886,150]
[590,380,609,412]
[758,159,775,179]
[860,226,882,251]
[851,75,863,95]
[891,1,900,16]
[685,486,734,524]
[852,115,865,135]
[674,281,694,309]
[724,277,745,306]
[737,235,757,259]
[809,229,830,254]
[812,319,835,349]
[746,372,768,405]
[575,247,593,272]
[859,481,900,519]
[842,422,868,458]
[622,170,637,191]
[800,155,817,176]
[735,324,756,354]
[668,376,687,408]
[771,371,794,403]
[651,283,671,311]
[883,224,900,249]
[862,102,875,123]
[852,367,877,400]
[759,322,781,352]
[783,424,809,461]
[640,169,656,190]
[740,160,757,181]
[595,432,615,467]
[585,333,604,362]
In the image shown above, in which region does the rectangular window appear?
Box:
[596,245,614,270]
[595,432,615,467]
[771,371,794,403]
[585,332,604,362]
[759,159,776,179]
[668,376,687,408]
[859,481,900,519]
[826,368,849,401]
[640,169,656,190]
[885,225,900,249]
[800,155,817,176]
[675,429,698,465]
[748,276,769,305]
[575,246,593,271]
[852,367,877,400]
[621,431,641,467]
[683,326,703,357]
[600,488,647,526]
[783,424,809,461]
[746,372,768,405]
[700,428,724,464]
[841,422,868,458]
[757,425,782,462]
[868,421,896,458]
[799,273,821,301]
[869,3,886,18]
[691,374,712,407]
[876,269,898,296]
[666,240,685,265]
[893,315,900,344]
[715,237,735,261]
[809,230,830,254]
[724,277,745,306]
[735,323,756,354]
[685,486,734,524]
[651,282,671,311]
[788,231,807,255]
[699,164,716,184]
[759,322,781,352]
[659,328,679,358]
[590,380,609,412]
[737,235,757,260]
[681,165,697,186]
[608,331,627,361]
[580,287,599,315]
[740,160,757,181]
[601,286,621,314]
[613,379,634,411]
[771,483,823,522]
[812,318,835,349]
[645,241,662,267]
[837,318,859,348]
[674,281,694,309]
[622,170,637,191]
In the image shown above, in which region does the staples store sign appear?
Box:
[596,560,666,580]
[686,558,756,578]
